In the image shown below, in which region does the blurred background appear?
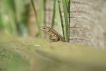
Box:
[0,0,106,71]
[0,0,106,48]
[0,0,37,36]
[0,0,61,36]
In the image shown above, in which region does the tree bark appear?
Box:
[68,0,106,48]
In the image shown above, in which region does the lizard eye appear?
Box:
[43,27,46,29]
[42,27,50,32]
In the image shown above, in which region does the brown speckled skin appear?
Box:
[40,26,65,42]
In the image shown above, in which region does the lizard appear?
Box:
[40,26,65,42]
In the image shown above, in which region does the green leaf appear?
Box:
[61,0,69,42]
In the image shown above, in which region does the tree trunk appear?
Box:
[59,0,106,48]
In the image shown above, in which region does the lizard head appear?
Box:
[40,26,50,32]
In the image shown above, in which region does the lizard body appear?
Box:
[40,26,65,42]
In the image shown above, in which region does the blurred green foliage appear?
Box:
[0,0,28,35]
[0,0,69,41]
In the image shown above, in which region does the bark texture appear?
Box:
[59,0,106,48]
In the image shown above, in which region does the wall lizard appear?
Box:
[40,26,65,42]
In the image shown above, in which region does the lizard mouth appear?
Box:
[40,26,44,31]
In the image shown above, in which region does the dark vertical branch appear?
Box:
[48,0,51,26]
[68,0,70,42]
[51,0,56,28]
[43,0,47,38]
[44,0,47,26]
